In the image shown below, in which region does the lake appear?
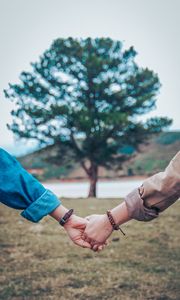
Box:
[43,178,144,198]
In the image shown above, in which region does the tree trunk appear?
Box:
[81,161,98,197]
[88,163,98,198]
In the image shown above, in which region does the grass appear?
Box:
[0,198,180,300]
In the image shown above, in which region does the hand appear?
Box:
[82,214,113,251]
[64,214,93,249]
[50,206,105,251]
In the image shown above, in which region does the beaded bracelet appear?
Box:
[106,210,126,235]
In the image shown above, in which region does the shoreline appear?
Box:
[42,175,148,184]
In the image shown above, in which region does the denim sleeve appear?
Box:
[0,148,61,222]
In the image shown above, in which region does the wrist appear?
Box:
[102,214,114,232]
[64,214,76,229]
[50,205,69,222]
[106,209,126,235]
[111,202,130,226]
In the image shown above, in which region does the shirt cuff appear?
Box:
[125,188,159,222]
[21,189,61,223]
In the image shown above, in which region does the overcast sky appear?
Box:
[0,0,180,155]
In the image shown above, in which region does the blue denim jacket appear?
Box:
[0,148,61,222]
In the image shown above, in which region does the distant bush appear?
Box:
[119,145,135,155]
[156,132,180,145]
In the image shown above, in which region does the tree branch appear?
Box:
[70,131,83,157]
[81,160,91,176]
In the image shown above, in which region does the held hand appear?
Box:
[82,214,113,251]
[50,206,107,251]
[64,214,92,249]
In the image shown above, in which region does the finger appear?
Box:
[96,242,108,252]
[96,245,103,252]
[97,245,104,252]
[92,244,99,252]
[81,233,92,244]
[85,237,92,244]
[89,239,98,247]
[75,239,92,249]
[101,244,107,250]
[81,232,86,240]
[105,239,110,246]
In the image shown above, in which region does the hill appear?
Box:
[18,131,180,180]
[123,131,180,176]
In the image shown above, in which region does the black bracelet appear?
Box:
[59,209,74,226]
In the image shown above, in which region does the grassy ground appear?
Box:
[0,198,180,300]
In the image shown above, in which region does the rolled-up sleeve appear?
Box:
[125,188,159,221]
[0,148,61,222]
[125,151,180,221]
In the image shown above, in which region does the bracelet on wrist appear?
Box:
[106,210,126,235]
[59,209,74,226]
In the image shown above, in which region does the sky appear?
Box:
[0,0,180,155]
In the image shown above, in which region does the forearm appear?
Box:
[50,205,68,222]
[125,151,180,222]
[111,201,131,225]
[141,151,180,211]
[0,148,61,222]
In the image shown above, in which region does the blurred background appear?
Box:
[0,0,180,198]
[0,1,180,299]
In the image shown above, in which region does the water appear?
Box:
[43,179,144,198]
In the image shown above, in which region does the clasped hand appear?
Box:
[64,213,113,252]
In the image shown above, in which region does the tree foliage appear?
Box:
[4,38,172,196]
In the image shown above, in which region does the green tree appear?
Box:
[4,38,172,197]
